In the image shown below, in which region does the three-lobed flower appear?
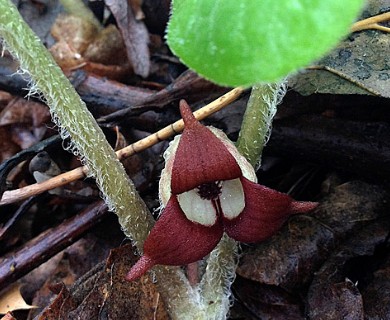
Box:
[126,100,317,281]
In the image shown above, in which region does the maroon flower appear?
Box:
[126,100,317,281]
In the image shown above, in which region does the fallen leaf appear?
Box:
[83,25,127,65]
[28,256,77,318]
[0,98,50,127]
[10,126,44,150]
[307,218,390,319]
[49,40,86,70]
[0,127,19,163]
[103,245,169,320]
[289,1,390,97]
[34,245,169,319]
[51,14,98,54]
[0,97,51,150]
[36,283,77,319]
[0,91,12,110]
[50,16,133,80]
[289,31,390,97]
[81,61,132,81]
[309,279,364,320]
[362,256,390,319]
[26,233,120,319]
[232,276,304,320]
[105,0,151,77]
[237,180,388,289]
[0,283,36,314]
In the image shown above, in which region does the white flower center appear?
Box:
[177,178,245,226]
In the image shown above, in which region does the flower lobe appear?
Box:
[171,100,242,194]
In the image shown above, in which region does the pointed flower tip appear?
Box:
[179,99,197,127]
[125,255,155,282]
[290,201,318,214]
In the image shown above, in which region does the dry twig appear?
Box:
[351,12,390,33]
[0,87,244,206]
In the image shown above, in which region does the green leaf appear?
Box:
[167,0,365,86]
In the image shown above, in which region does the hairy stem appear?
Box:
[0,2,287,319]
[0,3,201,318]
[200,235,238,319]
[237,82,286,168]
[155,266,206,320]
[199,82,287,319]
[0,0,153,247]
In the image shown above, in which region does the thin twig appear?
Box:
[0,200,107,290]
[0,87,244,206]
[351,11,390,33]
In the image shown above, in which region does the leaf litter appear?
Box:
[0,0,390,319]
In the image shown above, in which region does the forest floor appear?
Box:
[0,0,390,319]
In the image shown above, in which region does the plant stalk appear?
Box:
[0,2,199,318]
[237,82,286,168]
[0,0,152,247]
[199,81,287,319]
[0,1,287,318]
[200,235,238,319]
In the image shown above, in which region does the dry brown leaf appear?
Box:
[16,0,62,44]
[362,257,390,318]
[105,0,151,77]
[33,244,169,319]
[35,283,77,320]
[49,40,86,70]
[26,234,117,319]
[50,15,132,79]
[105,245,169,319]
[237,181,388,289]
[0,98,50,128]
[84,24,127,65]
[81,62,132,81]
[51,14,98,54]
[232,277,304,320]
[0,283,36,314]
[0,127,19,162]
[0,91,12,111]
[0,97,51,150]
[307,218,390,319]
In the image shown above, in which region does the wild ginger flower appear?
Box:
[126,100,317,281]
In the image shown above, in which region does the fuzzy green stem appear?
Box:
[236,82,286,168]
[0,2,287,319]
[0,0,153,247]
[59,0,103,30]
[155,266,206,320]
[157,249,239,320]
[0,2,202,318]
[199,82,287,319]
[200,235,238,319]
